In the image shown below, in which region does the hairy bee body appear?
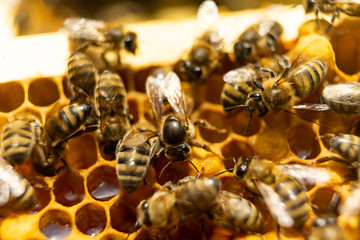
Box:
[234,157,310,229]
[329,134,360,163]
[0,158,36,209]
[116,128,160,193]
[308,216,346,240]
[304,0,360,18]
[95,70,131,142]
[221,82,256,112]
[213,191,264,233]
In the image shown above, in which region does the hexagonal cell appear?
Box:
[133,67,158,93]
[75,203,107,237]
[61,76,73,99]
[53,172,85,206]
[87,165,120,201]
[228,111,261,137]
[65,134,98,169]
[198,108,228,143]
[205,73,225,104]
[0,82,24,112]
[110,198,137,233]
[311,188,339,215]
[99,142,117,161]
[29,179,51,214]
[288,125,320,159]
[221,139,253,160]
[101,233,124,240]
[39,209,72,240]
[28,78,60,106]
[128,98,139,124]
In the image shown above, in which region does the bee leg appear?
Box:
[266,34,278,55]
[63,125,98,142]
[193,119,227,133]
[243,111,253,136]
[254,65,275,79]
[77,42,91,53]
[190,139,223,159]
[324,11,338,34]
[315,7,321,32]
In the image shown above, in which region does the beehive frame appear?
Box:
[0,4,360,240]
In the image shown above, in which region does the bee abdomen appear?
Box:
[291,60,327,98]
[9,182,36,209]
[1,121,35,165]
[221,83,253,111]
[329,134,360,162]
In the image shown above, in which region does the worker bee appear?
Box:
[228,44,327,135]
[1,113,41,166]
[327,134,360,164]
[303,0,360,33]
[212,190,264,233]
[67,51,98,103]
[177,0,224,85]
[32,102,94,176]
[136,177,221,230]
[146,70,221,169]
[116,127,160,193]
[233,19,283,64]
[0,156,36,209]
[308,216,346,240]
[95,70,132,146]
[233,157,318,229]
[62,17,137,68]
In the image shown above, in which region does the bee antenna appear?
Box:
[188,160,200,173]
[253,80,264,91]
[159,161,173,179]
[243,111,253,136]
[211,168,234,177]
[223,104,247,111]
[126,220,141,240]
[117,198,137,214]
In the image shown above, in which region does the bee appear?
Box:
[146,70,221,169]
[95,70,132,145]
[177,0,223,85]
[327,134,360,164]
[116,127,160,193]
[32,102,94,176]
[229,43,327,135]
[67,51,98,103]
[1,113,41,166]
[221,56,290,113]
[308,216,346,240]
[233,19,283,64]
[212,190,264,233]
[62,17,137,68]
[136,177,221,230]
[303,0,360,33]
[233,157,312,229]
[0,157,36,209]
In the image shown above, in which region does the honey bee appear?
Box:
[177,0,223,85]
[308,216,346,240]
[136,177,221,230]
[327,134,360,164]
[0,157,36,209]
[32,102,94,176]
[95,70,132,144]
[116,127,160,193]
[212,190,264,233]
[67,51,98,103]
[1,113,41,166]
[146,70,221,167]
[233,19,283,64]
[303,0,360,33]
[233,157,312,229]
[63,17,137,68]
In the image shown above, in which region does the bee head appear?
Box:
[234,156,252,179]
[107,27,124,42]
[124,32,137,54]
[138,200,152,226]
[245,92,268,116]
[234,41,253,62]
[165,143,191,162]
[303,0,316,13]
[163,116,187,145]
[180,60,203,83]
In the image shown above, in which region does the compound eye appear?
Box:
[163,117,186,145]
[193,65,202,79]
[141,201,149,210]
[235,163,248,179]
[124,32,137,54]
[249,92,262,101]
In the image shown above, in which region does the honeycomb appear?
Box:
[1,4,360,240]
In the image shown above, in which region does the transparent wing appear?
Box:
[223,66,257,84]
[340,182,360,218]
[277,164,331,186]
[197,0,219,35]
[162,72,188,124]
[256,182,294,228]
[322,82,360,112]
[145,71,167,123]
[62,17,106,42]
[0,180,9,206]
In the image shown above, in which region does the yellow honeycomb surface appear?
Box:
[0,5,360,240]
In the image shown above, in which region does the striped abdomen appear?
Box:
[44,103,93,144]
[329,134,360,163]
[1,120,35,165]
[213,191,264,233]
[116,137,154,193]
[290,60,327,99]
[221,82,255,111]
[273,175,310,229]
[67,51,98,97]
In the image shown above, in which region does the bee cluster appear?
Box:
[1,0,360,239]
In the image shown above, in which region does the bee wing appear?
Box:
[0,180,10,206]
[145,72,167,123]
[277,164,331,186]
[256,181,295,228]
[332,0,360,3]
[322,82,360,113]
[340,182,360,218]
[197,0,219,35]
[223,66,257,85]
[62,17,106,42]
[162,72,188,124]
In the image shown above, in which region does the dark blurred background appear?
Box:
[14,0,299,35]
